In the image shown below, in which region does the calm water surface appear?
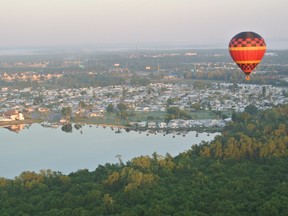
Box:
[0,124,219,179]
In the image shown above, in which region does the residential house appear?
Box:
[3,110,25,121]
[158,122,167,128]
[168,121,179,129]
[147,121,157,128]
[137,121,147,127]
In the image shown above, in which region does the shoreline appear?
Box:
[0,119,41,126]
[0,119,223,133]
[0,119,128,129]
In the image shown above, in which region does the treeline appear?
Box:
[198,104,288,159]
[186,68,288,86]
[0,105,288,215]
[0,73,127,89]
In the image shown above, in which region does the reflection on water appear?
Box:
[0,124,219,179]
[0,124,26,133]
[2,123,217,139]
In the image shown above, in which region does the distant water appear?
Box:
[0,124,219,179]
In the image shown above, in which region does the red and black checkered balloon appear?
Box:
[229,31,266,80]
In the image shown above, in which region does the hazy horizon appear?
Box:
[1,0,288,50]
[0,40,287,54]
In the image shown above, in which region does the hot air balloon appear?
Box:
[228,31,266,80]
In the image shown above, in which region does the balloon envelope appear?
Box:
[229,31,266,80]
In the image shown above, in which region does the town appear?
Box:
[0,49,288,132]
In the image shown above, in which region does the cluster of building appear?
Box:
[130,118,228,130]
[0,81,287,128]
[0,72,62,82]
[0,110,25,122]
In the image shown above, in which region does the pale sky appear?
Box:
[1,0,288,49]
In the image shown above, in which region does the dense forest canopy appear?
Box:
[0,104,288,215]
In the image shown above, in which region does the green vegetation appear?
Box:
[74,109,230,127]
[1,105,288,215]
[1,49,288,90]
[165,107,191,122]
[61,107,72,118]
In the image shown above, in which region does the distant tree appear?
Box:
[193,81,208,89]
[80,90,87,95]
[167,107,180,116]
[78,101,86,108]
[262,86,267,97]
[244,104,258,115]
[106,104,115,113]
[183,71,193,79]
[117,103,127,111]
[117,110,128,120]
[147,87,152,95]
[33,95,44,105]
[228,82,238,92]
[130,75,150,86]
[166,107,191,120]
[191,103,201,111]
[231,110,237,122]
[166,98,174,106]
[61,107,72,118]
[121,86,127,101]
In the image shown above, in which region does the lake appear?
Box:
[0,124,219,179]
